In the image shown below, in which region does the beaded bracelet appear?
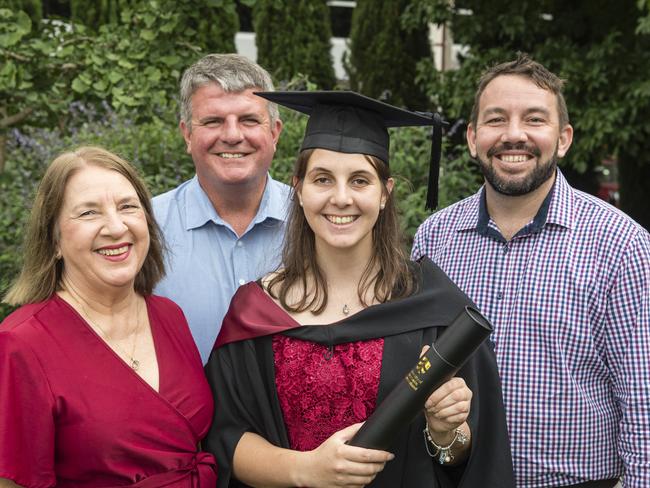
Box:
[423,424,468,465]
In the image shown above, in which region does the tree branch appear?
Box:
[176,40,203,54]
[0,107,34,129]
[0,49,30,62]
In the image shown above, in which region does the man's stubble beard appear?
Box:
[477,142,559,196]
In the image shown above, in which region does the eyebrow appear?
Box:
[350,169,375,178]
[117,195,141,204]
[196,113,262,123]
[307,166,333,176]
[482,106,552,118]
[69,201,99,212]
[307,167,376,178]
[195,116,224,124]
[68,195,139,211]
[238,113,262,119]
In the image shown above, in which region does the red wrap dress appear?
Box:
[0,294,217,487]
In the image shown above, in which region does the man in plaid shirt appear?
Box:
[412,54,650,487]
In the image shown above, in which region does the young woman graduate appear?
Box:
[204,92,514,488]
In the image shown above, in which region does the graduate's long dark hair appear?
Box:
[267,149,418,314]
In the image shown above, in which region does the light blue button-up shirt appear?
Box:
[153,175,290,363]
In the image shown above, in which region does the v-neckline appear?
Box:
[54,293,163,394]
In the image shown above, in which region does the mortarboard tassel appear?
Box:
[425,112,442,211]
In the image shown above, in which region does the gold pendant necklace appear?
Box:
[67,287,142,371]
[86,300,141,371]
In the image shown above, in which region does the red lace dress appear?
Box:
[272,334,384,451]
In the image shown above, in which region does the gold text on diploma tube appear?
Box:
[406,356,431,391]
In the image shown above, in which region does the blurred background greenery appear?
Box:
[3,0,650,319]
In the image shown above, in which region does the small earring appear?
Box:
[380,203,385,210]
[299,199,303,207]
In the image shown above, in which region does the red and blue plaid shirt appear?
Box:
[412,170,650,487]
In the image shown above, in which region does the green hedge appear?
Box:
[254,0,336,89]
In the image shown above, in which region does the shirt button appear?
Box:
[502,245,509,254]
[237,241,243,247]
[238,278,246,286]
[497,292,504,300]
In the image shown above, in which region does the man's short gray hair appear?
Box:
[179,53,278,128]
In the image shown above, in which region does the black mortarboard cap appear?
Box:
[255,91,443,210]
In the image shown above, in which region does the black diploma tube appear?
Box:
[348,306,493,450]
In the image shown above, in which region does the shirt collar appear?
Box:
[544,169,574,230]
[184,175,288,231]
[185,176,220,230]
[253,176,289,225]
[458,168,574,237]
[455,191,483,232]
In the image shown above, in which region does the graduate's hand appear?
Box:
[420,345,472,444]
[300,423,394,488]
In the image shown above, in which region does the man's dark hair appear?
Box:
[470,53,569,128]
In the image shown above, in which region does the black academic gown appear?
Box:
[204,257,514,488]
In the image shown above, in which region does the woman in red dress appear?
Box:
[205,92,514,487]
[0,147,217,487]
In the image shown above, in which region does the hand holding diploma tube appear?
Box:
[349,306,493,450]
[422,370,472,434]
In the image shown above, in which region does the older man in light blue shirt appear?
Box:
[153,54,290,363]
[154,174,289,363]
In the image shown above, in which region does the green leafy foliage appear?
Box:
[390,126,481,238]
[70,0,237,119]
[0,0,238,143]
[70,0,238,51]
[0,104,189,319]
[638,0,650,34]
[407,0,650,229]
[0,8,87,135]
[70,0,127,27]
[346,0,431,109]
[253,0,336,88]
[2,0,41,23]
[0,140,41,320]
